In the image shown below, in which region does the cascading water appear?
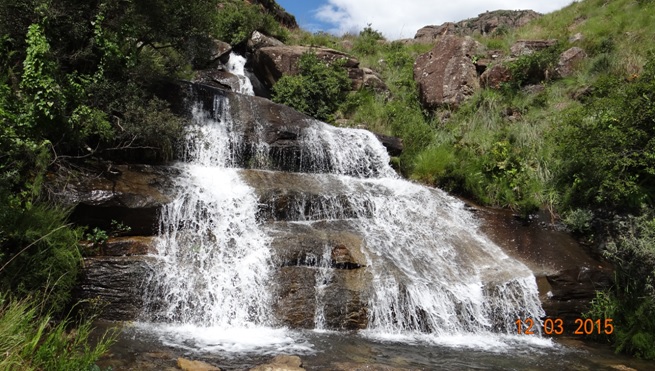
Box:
[225,53,255,96]
[140,63,546,354]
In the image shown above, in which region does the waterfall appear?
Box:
[140,65,545,352]
[225,53,254,96]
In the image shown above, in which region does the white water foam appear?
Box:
[225,53,254,96]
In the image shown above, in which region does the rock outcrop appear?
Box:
[414,36,483,109]
[510,39,558,57]
[480,64,512,89]
[248,0,298,29]
[414,10,541,42]
[556,46,587,77]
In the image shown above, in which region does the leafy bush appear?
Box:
[272,52,351,122]
[563,208,594,233]
[353,24,384,55]
[215,1,287,45]
[507,45,562,87]
[587,214,655,359]
[554,59,655,211]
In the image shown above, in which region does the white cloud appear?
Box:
[315,0,576,40]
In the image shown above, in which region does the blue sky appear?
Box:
[276,0,575,40]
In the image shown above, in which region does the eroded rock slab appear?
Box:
[76,256,154,320]
[49,165,178,235]
[273,266,370,330]
[414,35,483,109]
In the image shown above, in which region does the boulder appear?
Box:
[194,69,241,91]
[207,38,232,66]
[360,68,388,92]
[374,133,403,157]
[414,23,458,42]
[250,355,304,371]
[413,35,483,109]
[556,47,587,78]
[480,64,512,89]
[510,39,558,57]
[177,358,221,371]
[468,10,541,35]
[247,30,285,51]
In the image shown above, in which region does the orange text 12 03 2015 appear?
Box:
[515,318,614,335]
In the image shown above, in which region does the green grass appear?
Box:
[0,293,116,370]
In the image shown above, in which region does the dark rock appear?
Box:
[240,170,375,221]
[414,35,483,109]
[76,256,154,320]
[556,47,587,77]
[49,164,177,235]
[194,69,241,91]
[478,208,613,330]
[250,0,298,29]
[480,64,512,89]
[510,39,558,57]
[81,236,159,256]
[208,38,232,67]
[272,266,369,330]
[374,133,403,157]
[265,220,367,268]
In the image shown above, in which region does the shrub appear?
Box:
[215,1,287,45]
[587,214,655,359]
[353,24,384,55]
[272,52,351,122]
[507,45,562,87]
[554,59,655,211]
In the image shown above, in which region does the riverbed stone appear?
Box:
[250,355,304,371]
[177,358,221,371]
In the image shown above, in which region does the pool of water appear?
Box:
[93,322,653,370]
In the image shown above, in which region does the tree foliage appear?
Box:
[272,52,351,122]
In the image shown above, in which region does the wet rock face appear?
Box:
[76,256,154,320]
[272,266,370,330]
[49,165,178,235]
[414,36,483,109]
[477,208,613,329]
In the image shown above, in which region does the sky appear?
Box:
[276,0,576,40]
